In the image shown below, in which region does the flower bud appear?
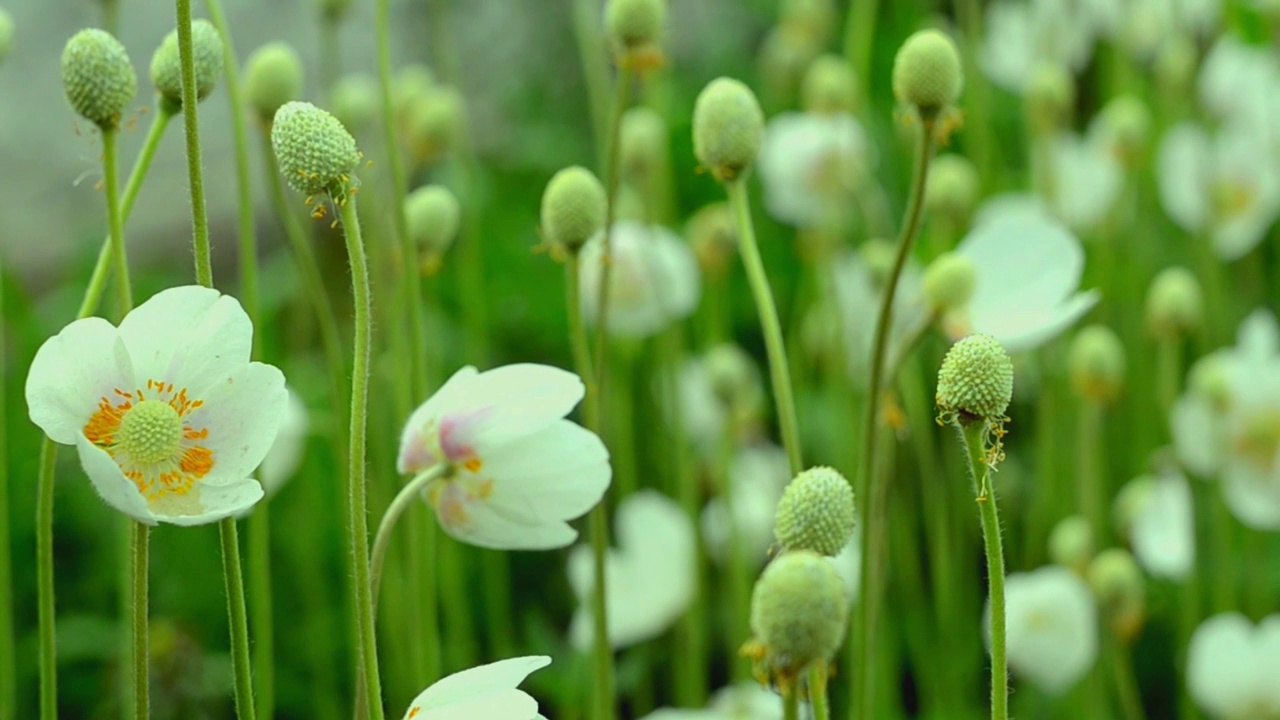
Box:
[802,54,857,115]
[330,73,379,135]
[1088,548,1145,641]
[405,86,463,163]
[892,29,963,117]
[1068,325,1126,405]
[1154,35,1196,99]
[923,252,977,313]
[61,28,137,130]
[271,101,360,197]
[243,42,303,124]
[393,64,436,126]
[1145,267,1203,340]
[620,106,667,184]
[780,0,837,44]
[1188,354,1230,410]
[541,166,607,252]
[0,9,14,64]
[693,77,765,183]
[936,334,1014,422]
[315,0,353,21]
[604,0,664,54]
[1048,514,1094,571]
[405,185,461,264]
[686,202,737,275]
[1113,476,1154,537]
[150,20,223,109]
[1025,63,1075,132]
[924,154,979,222]
[749,550,850,677]
[774,467,856,556]
[758,25,821,107]
[704,343,761,414]
[860,238,897,285]
[1096,94,1151,166]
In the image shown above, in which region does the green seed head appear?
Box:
[687,202,738,275]
[393,64,437,127]
[150,20,223,108]
[405,86,464,163]
[780,0,837,43]
[860,238,897,285]
[1146,266,1203,340]
[541,166,607,252]
[693,77,765,183]
[892,29,963,116]
[1068,325,1126,405]
[118,400,183,466]
[924,153,979,222]
[923,252,977,313]
[1088,548,1146,640]
[61,28,137,130]
[801,54,857,115]
[0,8,15,64]
[1097,94,1151,165]
[243,42,303,124]
[704,342,760,412]
[1047,514,1094,571]
[1189,354,1230,410]
[936,334,1015,422]
[405,185,461,258]
[620,106,667,183]
[330,74,379,135]
[604,0,664,53]
[271,101,360,197]
[774,467,856,556]
[749,550,850,677]
[1025,62,1075,131]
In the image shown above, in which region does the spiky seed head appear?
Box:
[774,467,856,556]
[693,77,765,183]
[61,28,137,130]
[405,185,461,258]
[271,101,360,197]
[892,29,962,117]
[1097,94,1151,165]
[604,0,664,53]
[936,334,1014,422]
[687,202,738,274]
[244,42,303,124]
[150,20,223,108]
[1068,325,1126,405]
[619,106,667,183]
[541,166,607,252]
[1025,62,1075,131]
[749,550,850,678]
[404,86,464,163]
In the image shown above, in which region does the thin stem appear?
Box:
[570,0,611,162]
[591,65,635,404]
[0,265,10,720]
[246,506,274,719]
[956,422,1008,720]
[370,465,449,611]
[218,519,256,720]
[102,129,131,312]
[36,439,57,720]
[855,119,935,720]
[842,0,879,107]
[809,665,831,720]
[175,0,212,287]
[102,0,120,34]
[1077,401,1105,546]
[724,178,803,476]
[130,522,149,719]
[340,195,385,720]
[783,689,800,720]
[1111,641,1146,720]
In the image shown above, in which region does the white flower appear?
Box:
[1187,614,1280,719]
[397,364,610,549]
[830,248,928,387]
[401,655,551,720]
[677,358,726,455]
[701,444,791,567]
[1127,470,1195,580]
[1197,35,1280,124]
[828,533,862,600]
[580,221,701,338]
[1048,131,1124,234]
[995,565,1098,694]
[979,0,1095,93]
[1157,121,1280,261]
[639,683,783,720]
[259,388,309,497]
[947,206,1100,353]
[568,490,696,650]
[757,112,872,229]
[25,286,287,526]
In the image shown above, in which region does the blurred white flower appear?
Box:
[1157,121,1280,261]
[259,388,309,497]
[25,286,287,526]
[701,444,791,567]
[1197,35,1280,124]
[757,112,871,229]
[639,683,783,719]
[828,532,862,600]
[397,364,610,549]
[580,221,701,338]
[678,358,726,455]
[1048,131,1124,233]
[568,490,696,650]
[979,0,1095,93]
[1127,470,1195,580]
[829,248,927,387]
[401,655,550,719]
[995,565,1098,694]
[1187,613,1280,719]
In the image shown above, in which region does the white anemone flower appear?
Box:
[1187,614,1280,719]
[677,358,725,455]
[639,683,783,720]
[979,0,1095,93]
[259,388,310,497]
[1157,121,1280,261]
[1126,470,1195,580]
[946,208,1100,353]
[701,444,791,567]
[25,286,287,526]
[401,655,551,720]
[568,490,696,650]
[1048,131,1124,234]
[397,364,610,549]
[580,221,701,338]
[994,565,1098,694]
[757,112,872,229]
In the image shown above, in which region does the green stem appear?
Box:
[809,665,831,720]
[102,129,131,312]
[102,0,120,34]
[571,0,611,162]
[246,505,274,719]
[1077,402,1106,547]
[724,179,803,476]
[370,465,449,611]
[717,420,751,681]
[481,551,516,657]
[956,422,1008,720]
[783,689,800,720]
[130,522,149,719]
[0,265,10,720]
[1156,338,1182,419]
[1111,641,1145,720]
[176,0,213,287]
[218,518,256,720]
[855,119,934,720]
[591,65,635,401]
[320,15,342,105]
[842,0,879,107]
[340,195,385,720]
[36,439,57,720]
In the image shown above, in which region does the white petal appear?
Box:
[409,655,551,712]
[580,223,669,337]
[983,290,1100,355]
[960,213,1087,323]
[161,478,265,526]
[1220,461,1280,530]
[437,495,579,550]
[459,365,586,452]
[1188,613,1262,718]
[998,566,1098,694]
[650,228,701,323]
[410,690,538,720]
[480,420,610,524]
[182,362,288,486]
[1130,472,1195,579]
[1156,123,1211,233]
[1050,132,1124,232]
[118,286,253,394]
[26,317,134,444]
[398,366,481,474]
[1170,395,1225,477]
[259,388,310,497]
[73,433,156,525]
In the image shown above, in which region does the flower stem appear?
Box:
[841,0,879,106]
[370,465,449,611]
[339,195,385,720]
[1076,401,1106,547]
[217,518,256,720]
[725,178,803,476]
[809,665,831,720]
[955,421,1008,720]
[591,64,634,404]
[570,0,611,162]
[1111,640,1146,720]
[175,0,212,288]
[102,129,131,312]
[783,688,800,720]
[35,439,57,720]
[855,118,935,720]
[130,521,149,718]
[0,266,10,720]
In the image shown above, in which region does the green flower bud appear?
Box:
[61,28,137,130]
[936,334,1015,422]
[405,185,461,262]
[892,29,963,116]
[1096,94,1151,165]
[1088,548,1145,640]
[1113,476,1154,537]
[541,166,607,252]
[1068,325,1126,405]
[0,9,14,64]
[686,202,737,275]
[405,86,463,163]
[315,0,353,21]
[243,42,303,124]
[780,0,837,45]
[271,101,360,197]
[1188,354,1230,410]
[749,550,850,678]
[393,64,436,126]
[1025,63,1075,132]
[150,20,223,108]
[1145,266,1203,340]
[924,154,979,222]
[1154,35,1196,99]
[604,0,664,53]
[620,106,667,184]
[860,238,897,285]
[704,343,760,413]
[1047,514,1094,571]
[774,467,856,556]
[758,25,821,107]
[922,252,977,312]
[330,74,379,135]
[801,54,857,115]
[693,77,765,183]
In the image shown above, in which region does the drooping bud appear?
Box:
[693,77,765,183]
[243,42,303,125]
[1068,325,1126,405]
[330,74,379,135]
[748,550,850,679]
[922,252,977,313]
[924,154,979,223]
[150,20,224,109]
[271,101,360,198]
[541,166,607,252]
[1145,266,1203,341]
[1048,514,1094,572]
[774,467,856,556]
[936,334,1015,422]
[686,202,737,275]
[405,185,461,272]
[604,0,664,58]
[1088,548,1146,641]
[802,54,857,115]
[891,29,963,118]
[61,28,137,130]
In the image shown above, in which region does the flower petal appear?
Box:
[982,290,1100,355]
[161,478,265,527]
[1220,461,1280,530]
[182,362,288,486]
[436,495,579,550]
[479,420,610,525]
[26,317,134,444]
[259,388,310,497]
[409,655,551,712]
[461,365,586,450]
[1170,394,1224,477]
[1188,613,1260,718]
[998,566,1097,694]
[960,213,1087,322]
[1156,123,1211,234]
[408,690,538,720]
[118,286,253,394]
[398,366,481,474]
[1130,472,1195,580]
[73,433,156,525]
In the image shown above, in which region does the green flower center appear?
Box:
[117,400,183,465]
